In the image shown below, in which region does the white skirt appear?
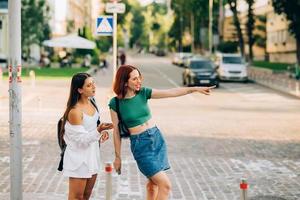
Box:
[63,163,98,178]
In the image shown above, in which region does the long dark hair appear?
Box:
[58,73,91,149]
[113,65,141,98]
[63,72,91,121]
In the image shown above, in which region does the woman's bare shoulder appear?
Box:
[68,107,83,125]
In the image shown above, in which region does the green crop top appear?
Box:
[108,87,152,128]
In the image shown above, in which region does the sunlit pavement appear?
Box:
[0,54,300,200]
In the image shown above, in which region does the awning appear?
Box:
[42,34,96,49]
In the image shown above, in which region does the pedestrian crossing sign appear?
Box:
[96,16,113,36]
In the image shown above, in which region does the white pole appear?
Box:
[240,178,248,200]
[29,70,36,88]
[113,10,118,81]
[208,0,213,55]
[105,163,113,200]
[296,82,300,96]
[8,0,23,199]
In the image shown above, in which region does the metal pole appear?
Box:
[208,0,213,55]
[8,0,23,199]
[105,163,113,200]
[113,11,118,80]
[240,178,248,200]
[296,81,300,96]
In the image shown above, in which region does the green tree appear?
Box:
[170,0,210,52]
[21,0,51,57]
[129,9,146,48]
[272,0,300,64]
[246,0,255,62]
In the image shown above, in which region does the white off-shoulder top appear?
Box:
[63,111,102,177]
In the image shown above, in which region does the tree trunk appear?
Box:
[229,0,245,57]
[247,0,255,63]
[191,13,195,52]
[179,16,183,52]
[218,0,224,41]
[297,38,300,65]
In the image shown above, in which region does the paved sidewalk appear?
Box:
[0,57,300,200]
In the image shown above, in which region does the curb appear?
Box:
[248,66,300,98]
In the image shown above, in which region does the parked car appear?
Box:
[182,54,203,67]
[172,52,193,66]
[182,57,219,87]
[155,49,166,56]
[214,53,248,82]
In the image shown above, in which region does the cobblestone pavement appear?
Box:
[0,55,300,200]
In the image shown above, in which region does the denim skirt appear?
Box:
[130,126,170,178]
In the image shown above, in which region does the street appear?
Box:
[0,54,300,200]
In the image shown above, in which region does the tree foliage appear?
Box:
[21,0,51,56]
[272,0,300,64]
[169,0,211,52]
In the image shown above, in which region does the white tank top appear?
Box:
[82,110,99,132]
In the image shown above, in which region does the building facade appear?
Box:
[223,0,297,63]
[48,0,104,37]
[266,1,297,63]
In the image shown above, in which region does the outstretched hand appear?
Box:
[198,85,216,95]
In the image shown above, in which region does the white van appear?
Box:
[215,53,248,82]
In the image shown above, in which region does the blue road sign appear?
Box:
[96,16,113,36]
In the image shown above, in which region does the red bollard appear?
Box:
[105,163,113,200]
[240,178,248,200]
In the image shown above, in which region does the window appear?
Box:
[0,0,8,9]
[190,61,214,69]
[223,56,244,64]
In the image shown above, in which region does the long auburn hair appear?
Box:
[63,72,91,121]
[113,65,141,98]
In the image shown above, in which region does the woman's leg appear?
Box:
[68,177,87,200]
[150,171,172,200]
[83,174,97,200]
[146,179,158,200]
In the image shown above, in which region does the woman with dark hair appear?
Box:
[62,72,113,199]
[109,65,215,200]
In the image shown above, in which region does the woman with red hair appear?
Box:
[109,65,215,200]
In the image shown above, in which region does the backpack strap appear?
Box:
[115,97,123,122]
[90,97,99,112]
[90,97,100,126]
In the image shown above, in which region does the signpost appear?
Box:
[96,16,113,36]
[8,0,22,199]
[105,3,125,13]
[99,0,125,81]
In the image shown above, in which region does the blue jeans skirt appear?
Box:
[130,126,170,178]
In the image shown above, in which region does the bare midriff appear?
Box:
[128,119,156,135]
